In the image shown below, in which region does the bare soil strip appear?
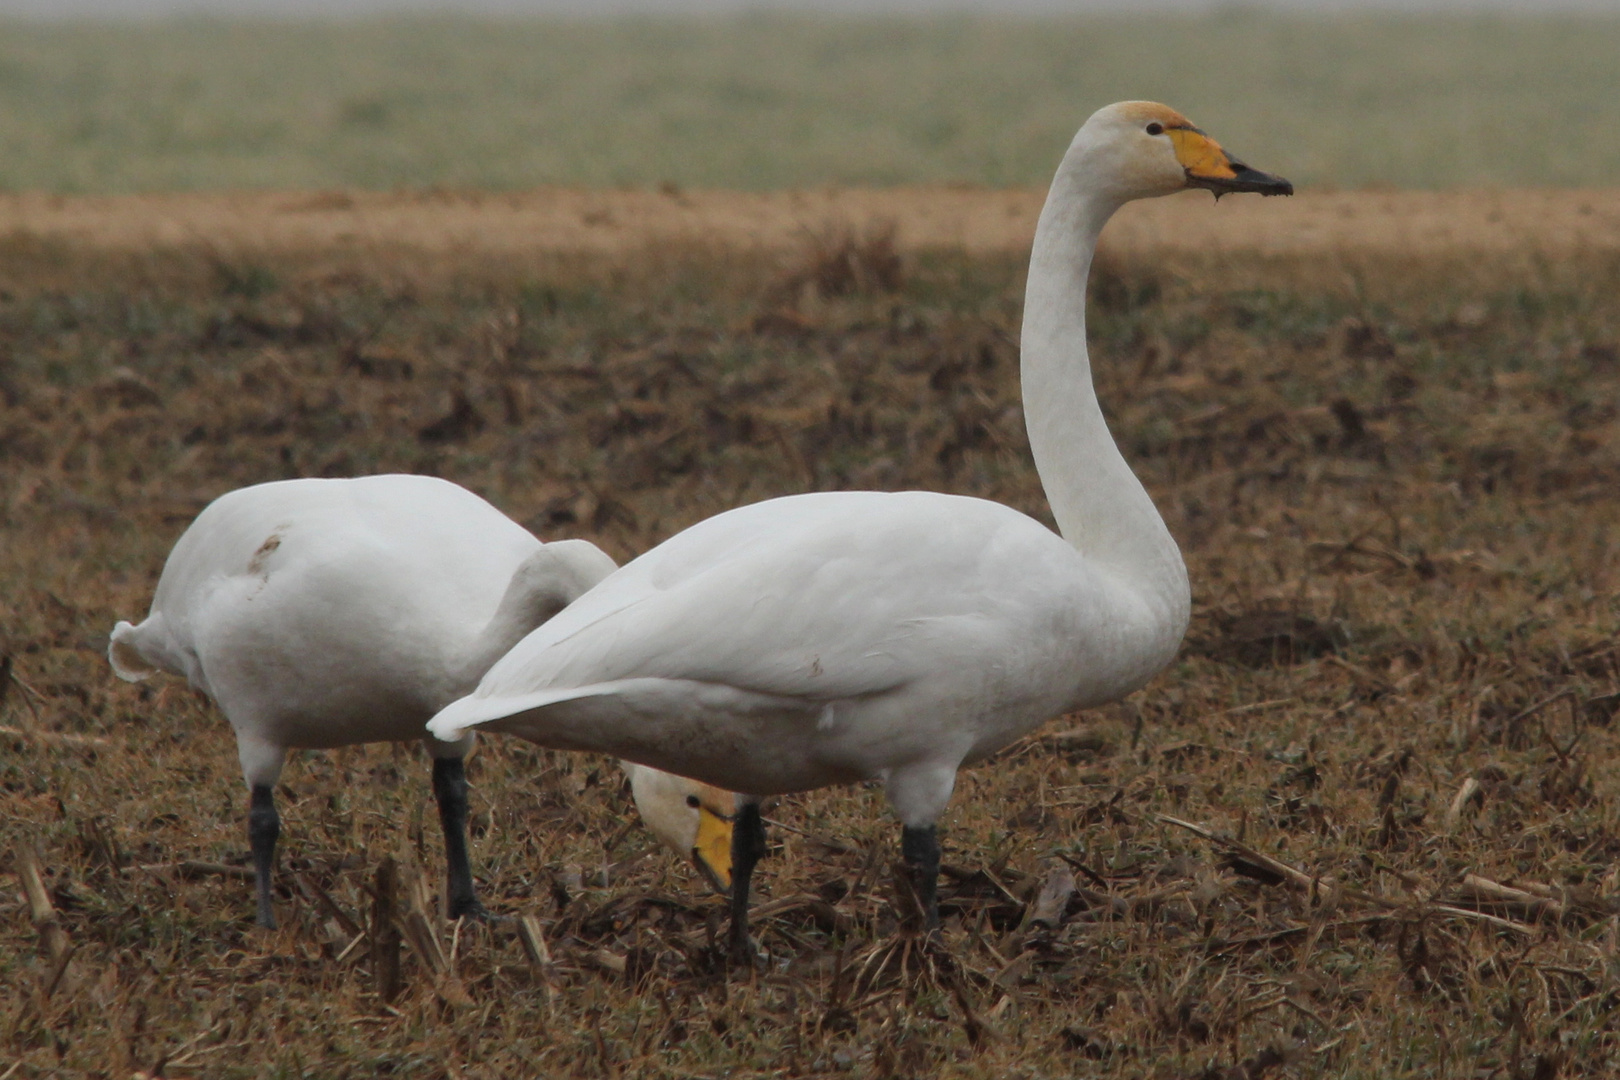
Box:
[3,187,1618,257]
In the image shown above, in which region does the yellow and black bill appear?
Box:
[1169,126,1294,197]
[691,802,734,896]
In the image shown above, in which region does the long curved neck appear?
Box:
[455,578,571,691]
[1021,143,1190,637]
[453,540,619,690]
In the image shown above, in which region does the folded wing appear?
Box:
[430,490,1080,741]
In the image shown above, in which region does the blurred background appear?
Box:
[0,0,1614,192]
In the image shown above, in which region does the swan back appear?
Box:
[112,476,549,743]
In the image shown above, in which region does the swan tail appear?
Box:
[427,684,620,742]
[108,617,181,683]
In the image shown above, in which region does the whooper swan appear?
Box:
[110,474,734,928]
[429,102,1291,954]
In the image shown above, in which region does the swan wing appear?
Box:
[431,490,1080,741]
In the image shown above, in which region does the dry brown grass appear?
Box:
[4,188,1619,260]
[2,191,1619,1079]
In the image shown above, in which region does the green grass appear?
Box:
[1,12,1618,193]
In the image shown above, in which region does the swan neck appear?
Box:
[1021,149,1190,638]
[455,572,569,689]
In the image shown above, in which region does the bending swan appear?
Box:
[109,474,734,928]
[429,102,1292,952]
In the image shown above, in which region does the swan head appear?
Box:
[1076,101,1293,203]
[623,762,737,895]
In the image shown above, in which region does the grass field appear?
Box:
[1,13,1619,193]
[1,191,1618,1077]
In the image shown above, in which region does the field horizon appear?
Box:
[4,186,1617,265]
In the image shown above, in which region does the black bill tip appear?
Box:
[691,850,732,898]
[1188,161,1294,198]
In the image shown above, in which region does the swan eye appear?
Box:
[685,794,701,808]
[1145,122,1165,136]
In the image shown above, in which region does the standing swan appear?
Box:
[109,475,735,928]
[428,102,1292,952]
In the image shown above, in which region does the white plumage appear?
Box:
[429,101,1292,950]
[110,474,733,928]
[434,490,1169,801]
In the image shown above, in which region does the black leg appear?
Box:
[248,784,280,929]
[431,756,489,921]
[900,824,941,932]
[729,802,767,963]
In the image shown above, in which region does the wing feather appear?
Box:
[461,491,1080,714]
